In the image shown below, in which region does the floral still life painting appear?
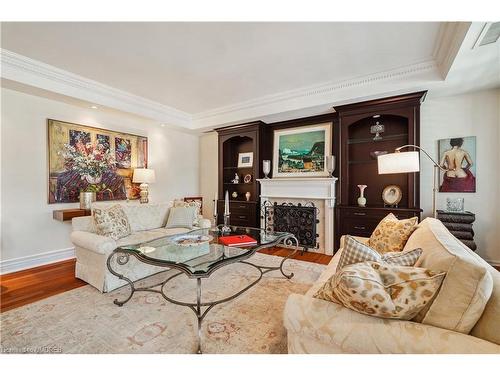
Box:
[48,119,148,203]
[438,136,476,193]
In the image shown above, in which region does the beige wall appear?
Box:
[1,88,200,269]
[420,89,500,264]
[198,89,500,264]
[199,132,218,219]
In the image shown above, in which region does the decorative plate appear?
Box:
[382,185,402,206]
[243,174,252,183]
[172,234,213,247]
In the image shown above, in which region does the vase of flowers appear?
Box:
[357,184,367,207]
[62,140,115,192]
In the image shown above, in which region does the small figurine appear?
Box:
[231,173,240,184]
[245,192,251,201]
[232,191,238,199]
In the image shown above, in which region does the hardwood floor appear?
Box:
[258,247,333,265]
[0,259,86,313]
[0,248,332,313]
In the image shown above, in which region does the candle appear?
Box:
[224,190,230,215]
[213,192,218,216]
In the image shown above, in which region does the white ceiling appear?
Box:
[1,22,441,114]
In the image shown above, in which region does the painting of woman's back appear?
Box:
[439,136,476,193]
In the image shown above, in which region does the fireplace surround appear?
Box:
[257,177,337,255]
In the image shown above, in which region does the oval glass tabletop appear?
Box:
[116,226,293,276]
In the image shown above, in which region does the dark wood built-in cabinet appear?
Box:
[334,92,426,249]
[215,92,425,252]
[216,121,270,228]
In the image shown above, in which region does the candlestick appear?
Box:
[213,192,218,216]
[224,190,230,215]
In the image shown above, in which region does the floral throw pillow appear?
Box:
[337,235,422,272]
[314,261,445,320]
[368,213,418,253]
[93,204,131,240]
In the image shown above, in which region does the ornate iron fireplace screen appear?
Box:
[263,202,319,250]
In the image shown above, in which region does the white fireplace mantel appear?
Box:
[257,177,338,255]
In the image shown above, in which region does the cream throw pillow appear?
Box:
[368,213,418,253]
[166,206,197,229]
[93,204,131,240]
[337,235,422,271]
[315,261,446,320]
[173,199,202,226]
[405,218,494,335]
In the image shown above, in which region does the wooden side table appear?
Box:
[53,208,91,222]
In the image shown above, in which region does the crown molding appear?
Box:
[432,22,471,79]
[2,48,445,131]
[191,59,440,128]
[1,49,192,127]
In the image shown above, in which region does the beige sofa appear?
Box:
[284,218,500,353]
[71,201,211,292]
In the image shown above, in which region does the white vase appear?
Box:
[357,185,367,207]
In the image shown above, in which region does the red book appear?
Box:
[219,235,257,247]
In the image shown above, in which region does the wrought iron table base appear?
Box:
[106,236,298,354]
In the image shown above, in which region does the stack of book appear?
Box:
[436,210,477,251]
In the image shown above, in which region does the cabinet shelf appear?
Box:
[347,133,408,145]
[223,166,254,170]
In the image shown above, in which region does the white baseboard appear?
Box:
[0,247,76,275]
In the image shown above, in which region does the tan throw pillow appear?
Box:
[314,261,446,320]
[368,213,418,254]
[166,206,197,229]
[173,200,201,226]
[93,204,131,240]
[404,218,494,335]
[337,235,422,271]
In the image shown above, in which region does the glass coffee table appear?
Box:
[106,226,299,353]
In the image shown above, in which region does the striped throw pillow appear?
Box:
[336,235,422,272]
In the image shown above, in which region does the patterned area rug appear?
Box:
[1,253,325,354]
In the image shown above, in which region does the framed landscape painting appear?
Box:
[273,123,332,178]
[47,119,148,203]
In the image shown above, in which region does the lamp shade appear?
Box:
[377,151,420,174]
[132,168,156,183]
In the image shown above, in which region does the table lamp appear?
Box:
[132,168,156,204]
[377,145,447,218]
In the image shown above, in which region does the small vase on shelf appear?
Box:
[357,184,367,207]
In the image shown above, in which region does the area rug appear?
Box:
[0,253,325,354]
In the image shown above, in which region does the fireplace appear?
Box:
[257,177,337,255]
[263,202,319,250]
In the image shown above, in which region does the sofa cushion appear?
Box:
[368,213,418,253]
[121,202,171,231]
[337,235,422,271]
[314,261,445,320]
[404,218,493,334]
[93,204,131,240]
[115,227,190,248]
[91,202,171,232]
[470,268,500,345]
